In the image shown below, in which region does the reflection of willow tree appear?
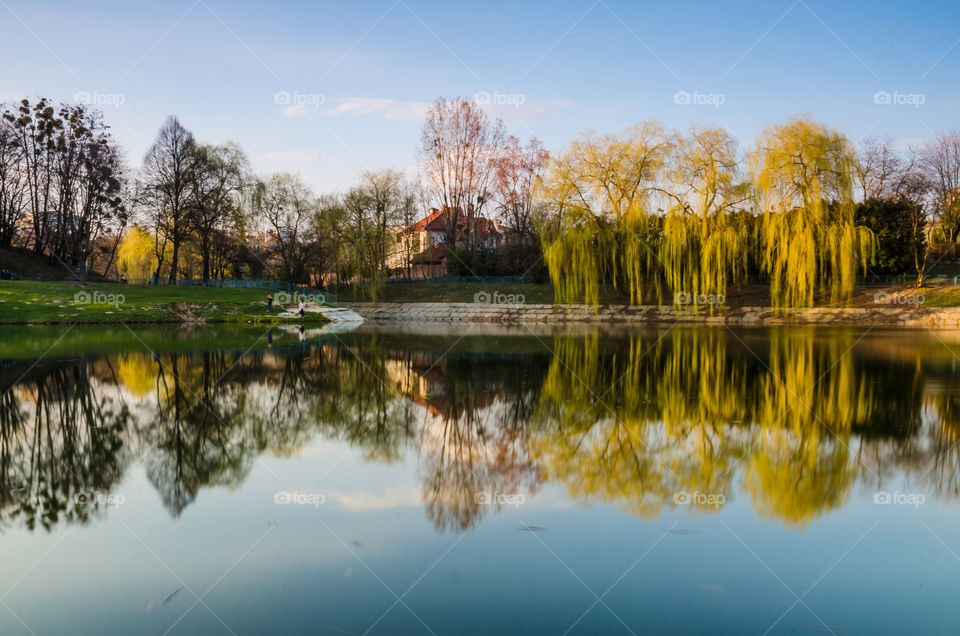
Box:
[531,329,880,526]
[0,360,130,531]
[531,331,747,517]
[744,331,874,526]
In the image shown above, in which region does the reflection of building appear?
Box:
[387,206,507,278]
[383,353,498,419]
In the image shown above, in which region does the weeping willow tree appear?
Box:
[752,117,875,309]
[659,126,754,311]
[538,122,672,306]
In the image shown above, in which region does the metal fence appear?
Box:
[856,274,960,287]
[387,275,534,285]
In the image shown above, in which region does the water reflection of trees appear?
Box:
[0,361,131,531]
[3,326,960,534]
[531,328,932,527]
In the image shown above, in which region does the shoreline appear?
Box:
[3,302,955,328]
[0,316,330,326]
[342,302,960,329]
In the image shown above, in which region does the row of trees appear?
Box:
[0,98,125,272]
[123,98,548,291]
[539,117,960,307]
[2,95,959,306]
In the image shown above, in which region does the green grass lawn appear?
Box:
[0,281,328,325]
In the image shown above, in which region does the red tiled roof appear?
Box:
[405,208,447,233]
[411,244,452,264]
[403,206,502,242]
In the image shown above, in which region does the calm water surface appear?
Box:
[1,322,959,635]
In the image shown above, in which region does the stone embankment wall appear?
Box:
[341,302,960,328]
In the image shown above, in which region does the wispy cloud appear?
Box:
[323,97,432,123]
[280,95,575,128]
[280,97,431,124]
[325,487,422,511]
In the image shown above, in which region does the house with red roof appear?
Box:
[388,206,508,277]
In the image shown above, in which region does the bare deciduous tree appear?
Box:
[921,132,960,243]
[187,142,248,284]
[142,116,197,283]
[255,172,317,283]
[418,97,506,251]
[0,112,27,247]
[4,98,59,254]
[857,137,927,203]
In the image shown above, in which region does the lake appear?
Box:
[0,322,959,635]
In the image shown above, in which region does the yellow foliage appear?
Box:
[539,116,875,309]
[751,117,876,308]
[539,122,671,305]
[117,226,157,280]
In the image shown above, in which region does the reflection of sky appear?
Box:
[2,432,960,635]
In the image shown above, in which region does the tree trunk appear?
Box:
[169,241,180,284]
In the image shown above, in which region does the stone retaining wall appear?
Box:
[341,302,960,328]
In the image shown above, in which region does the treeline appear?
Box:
[539,118,956,308]
[2,95,959,307]
[0,96,546,295]
[0,99,125,273]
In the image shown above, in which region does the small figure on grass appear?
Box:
[298,298,305,319]
[266,293,273,311]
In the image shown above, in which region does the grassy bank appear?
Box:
[5,279,960,326]
[0,281,328,325]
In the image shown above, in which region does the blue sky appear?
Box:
[2,0,958,191]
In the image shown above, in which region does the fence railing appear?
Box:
[387,275,533,285]
[856,274,960,286]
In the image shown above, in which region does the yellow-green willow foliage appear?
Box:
[743,330,873,526]
[530,331,746,517]
[539,122,672,306]
[529,328,884,525]
[660,127,753,311]
[752,118,875,309]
